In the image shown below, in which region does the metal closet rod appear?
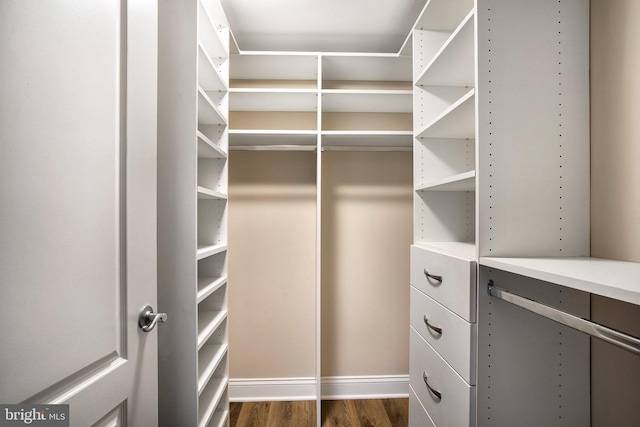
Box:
[487,281,640,356]
[229,145,411,152]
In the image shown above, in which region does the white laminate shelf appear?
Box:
[197,310,227,350]
[321,131,413,148]
[197,244,227,260]
[198,378,229,427]
[416,89,475,139]
[414,241,476,261]
[197,186,228,200]
[229,130,318,147]
[198,344,229,395]
[198,43,227,92]
[198,87,227,125]
[480,257,640,306]
[197,0,228,61]
[413,0,474,31]
[415,170,475,192]
[197,131,227,159]
[321,90,413,113]
[197,276,228,304]
[415,9,475,88]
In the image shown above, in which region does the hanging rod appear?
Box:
[487,281,640,356]
[230,145,316,151]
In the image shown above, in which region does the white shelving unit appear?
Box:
[158,0,230,425]
[409,0,591,426]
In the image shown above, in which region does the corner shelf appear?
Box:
[416,89,475,139]
[415,170,475,192]
[415,9,475,87]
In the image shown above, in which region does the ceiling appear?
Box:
[220,0,427,54]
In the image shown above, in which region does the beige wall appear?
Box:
[228,151,317,378]
[321,151,412,376]
[228,149,413,381]
[590,1,640,425]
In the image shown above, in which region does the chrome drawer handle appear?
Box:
[423,269,442,284]
[423,315,442,335]
[423,372,442,400]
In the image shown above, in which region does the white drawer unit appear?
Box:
[409,328,476,427]
[410,245,476,322]
[409,387,436,427]
[410,286,476,384]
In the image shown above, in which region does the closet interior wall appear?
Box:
[226,52,414,407]
[590,0,640,424]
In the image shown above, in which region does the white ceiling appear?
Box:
[220,0,427,54]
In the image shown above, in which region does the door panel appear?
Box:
[0,1,158,426]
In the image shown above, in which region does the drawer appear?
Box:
[410,328,476,427]
[409,387,436,427]
[410,245,476,322]
[410,286,476,384]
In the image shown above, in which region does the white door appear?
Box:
[0,1,158,426]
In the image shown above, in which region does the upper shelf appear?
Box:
[322,55,412,82]
[480,257,640,306]
[198,44,228,92]
[413,0,474,31]
[321,131,412,148]
[230,89,317,112]
[229,130,317,147]
[198,0,228,61]
[416,89,475,139]
[415,9,475,87]
[230,54,318,80]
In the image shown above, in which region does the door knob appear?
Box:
[138,305,167,332]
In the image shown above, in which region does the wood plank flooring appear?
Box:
[230,399,408,427]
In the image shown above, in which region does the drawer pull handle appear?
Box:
[423,372,442,400]
[423,269,442,284]
[423,315,442,335]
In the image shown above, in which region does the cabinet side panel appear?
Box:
[477,267,590,427]
[477,0,590,257]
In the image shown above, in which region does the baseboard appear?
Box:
[229,377,317,402]
[229,375,409,402]
[321,375,409,400]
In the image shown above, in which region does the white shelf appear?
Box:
[231,54,318,80]
[321,131,412,148]
[198,43,227,92]
[480,257,640,306]
[322,90,412,113]
[197,186,228,200]
[416,89,475,139]
[229,130,317,147]
[415,9,475,87]
[198,344,228,395]
[413,0,474,31]
[197,310,227,350]
[414,241,477,261]
[198,377,228,427]
[197,244,227,260]
[197,130,227,159]
[322,55,412,82]
[230,90,317,112]
[198,0,228,61]
[197,276,228,304]
[416,170,475,192]
[198,87,227,125]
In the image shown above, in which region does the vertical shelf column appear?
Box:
[158,0,230,426]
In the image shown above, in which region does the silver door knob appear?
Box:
[138,305,167,332]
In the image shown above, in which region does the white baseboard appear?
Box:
[229,375,409,402]
[321,375,409,400]
[229,377,317,402]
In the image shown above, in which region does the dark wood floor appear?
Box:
[230,399,408,427]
